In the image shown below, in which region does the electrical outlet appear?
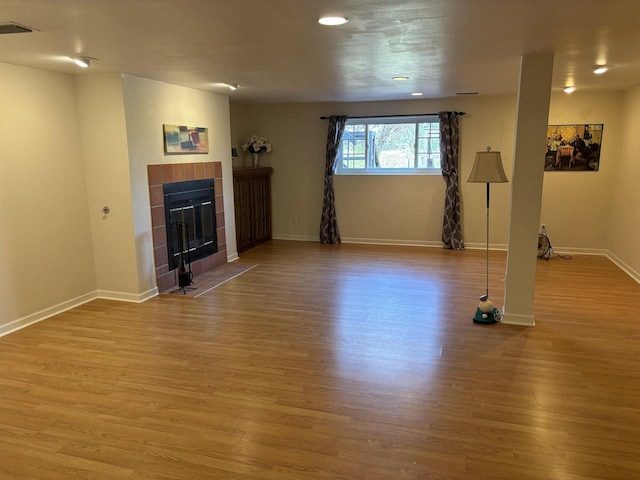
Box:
[292,215,299,223]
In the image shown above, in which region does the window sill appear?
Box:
[335,170,442,176]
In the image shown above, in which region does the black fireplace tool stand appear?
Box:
[170,222,197,295]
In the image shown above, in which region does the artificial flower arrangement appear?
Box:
[242,135,272,155]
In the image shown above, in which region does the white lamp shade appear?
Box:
[467,151,508,183]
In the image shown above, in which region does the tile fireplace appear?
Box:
[148,162,226,293]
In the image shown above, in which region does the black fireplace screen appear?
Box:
[163,180,217,270]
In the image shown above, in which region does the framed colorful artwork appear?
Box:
[163,124,209,154]
[545,124,603,171]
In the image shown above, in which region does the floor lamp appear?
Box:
[467,147,508,324]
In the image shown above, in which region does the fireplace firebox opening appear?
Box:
[163,179,217,271]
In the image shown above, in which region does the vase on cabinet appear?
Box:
[252,153,260,168]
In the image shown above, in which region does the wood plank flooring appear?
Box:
[1,240,639,479]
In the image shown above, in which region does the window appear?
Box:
[335,115,441,175]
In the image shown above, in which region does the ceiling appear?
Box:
[1,0,639,104]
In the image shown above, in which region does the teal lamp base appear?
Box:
[472,305,502,324]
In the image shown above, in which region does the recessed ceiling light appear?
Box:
[593,66,608,75]
[564,86,576,94]
[411,92,423,96]
[392,76,409,81]
[318,16,349,26]
[72,56,97,68]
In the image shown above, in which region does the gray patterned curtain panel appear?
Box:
[439,111,465,250]
[319,115,348,244]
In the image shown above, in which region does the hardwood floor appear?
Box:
[1,240,639,479]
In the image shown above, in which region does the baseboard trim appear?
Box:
[138,287,159,302]
[605,250,640,285]
[0,291,98,337]
[227,252,240,262]
[272,234,318,242]
[274,235,507,250]
[96,288,158,303]
[464,242,508,251]
[501,311,536,326]
[341,237,443,248]
[274,234,445,248]
[551,246,606,256]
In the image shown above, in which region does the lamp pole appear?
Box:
[485,182,490,299]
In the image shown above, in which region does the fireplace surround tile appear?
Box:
[147,161,226,294]
[214,177,223,196]
[148,165,162,186]
[154,245,169,268]
[161,164,175,184]
[173,163,187,182]
[149,185,163,208]
[185,163,196,181]
[217,227,226,249]
[216,211,225,231]
[151,205,165,227]
[152,225,166,248]
[195,162,205,180]
[205,162,214,179]
[214,194,224,214]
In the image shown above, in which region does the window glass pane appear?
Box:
[418,154,441,169]
[369,123,416,168]
[418,122,439,135]
[341,124,366,169]
[337,116,440,174]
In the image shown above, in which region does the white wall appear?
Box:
[76,74,141,299]
[121,75,236,294]
[543,92,622,252]
[0,63,96,333]
[230,92,623,251]
[608,85,640,278]
[230,104,251,169]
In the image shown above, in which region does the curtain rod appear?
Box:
[319,112,465,120]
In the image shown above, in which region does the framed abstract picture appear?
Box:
[545,124,603,171]
[163,124,209,154]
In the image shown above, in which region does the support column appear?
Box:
[502,53,554,326]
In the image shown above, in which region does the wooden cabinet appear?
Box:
[233,167,273,253]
